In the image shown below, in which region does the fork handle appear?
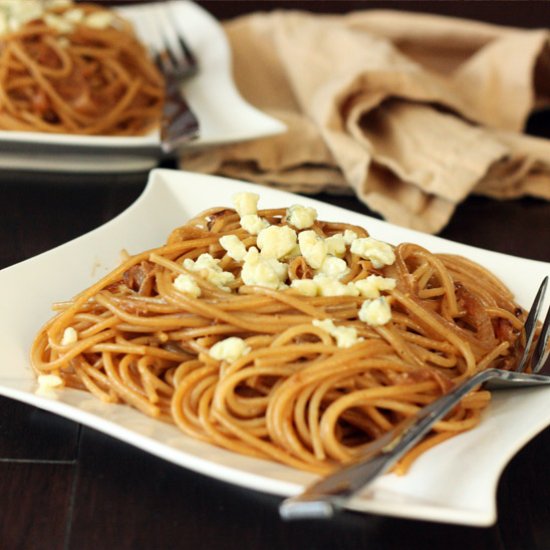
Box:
[279,451,399,520]
[279,368,496,521]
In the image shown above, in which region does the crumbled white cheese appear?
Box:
[354,275,396,299]
[184,253,218,272]
[219,234,247,262]
[350,237,395,268]
[61,326,78,346]
[183,253,235,292]
[313,274,359,297]
[286,204,317,229]
[358,297,392,326]
[312,319,362,348]
[291,274,360,297]
[209,337,251,362]
[298,230,327,269]
[0,0,72,33]
[64,8,84,24]
[317,256,349,280]
[343,230,358,245]
[241,247,288,290]
[57,36,70,48]
[285,243,302,259]
[290,278,318,297]
[83,10,114,29]
[324,234,346,257]
[257,225,297,260]
[232,191,259,217]
[240,214,270,235]
[44,12,73,33]
[35,374,64,398]
[0,1,41,32]
[174,273,201,298]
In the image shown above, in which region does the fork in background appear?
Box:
[280,276,550,521]
[153,7,198,80]
[145,5,200,153]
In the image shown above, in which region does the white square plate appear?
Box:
[0,169,549,526]
[0,1,285,173]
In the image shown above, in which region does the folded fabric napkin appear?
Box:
[180,10,550,233]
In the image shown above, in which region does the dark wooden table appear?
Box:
[1,2,550,549]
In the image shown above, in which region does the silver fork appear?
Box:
[280,276,550,521]
[147,7,200,153]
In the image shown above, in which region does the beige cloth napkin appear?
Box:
[180,10,550,233]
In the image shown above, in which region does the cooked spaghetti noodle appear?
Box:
[31,196,528,474]
[0,2,163,135]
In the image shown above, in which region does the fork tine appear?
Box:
[517,276,548,373]
[175,33,198,74]
[158,10,196,78]
[161,40,180,74]
[532,301,550,373]
[155,49,173,75]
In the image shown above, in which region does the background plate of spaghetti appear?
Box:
[0,169,549,526]
[0,1,285,174]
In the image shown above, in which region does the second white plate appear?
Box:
[0,1,285,174]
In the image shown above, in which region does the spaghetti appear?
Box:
[0,2,163,135]
[31,195,527,475]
